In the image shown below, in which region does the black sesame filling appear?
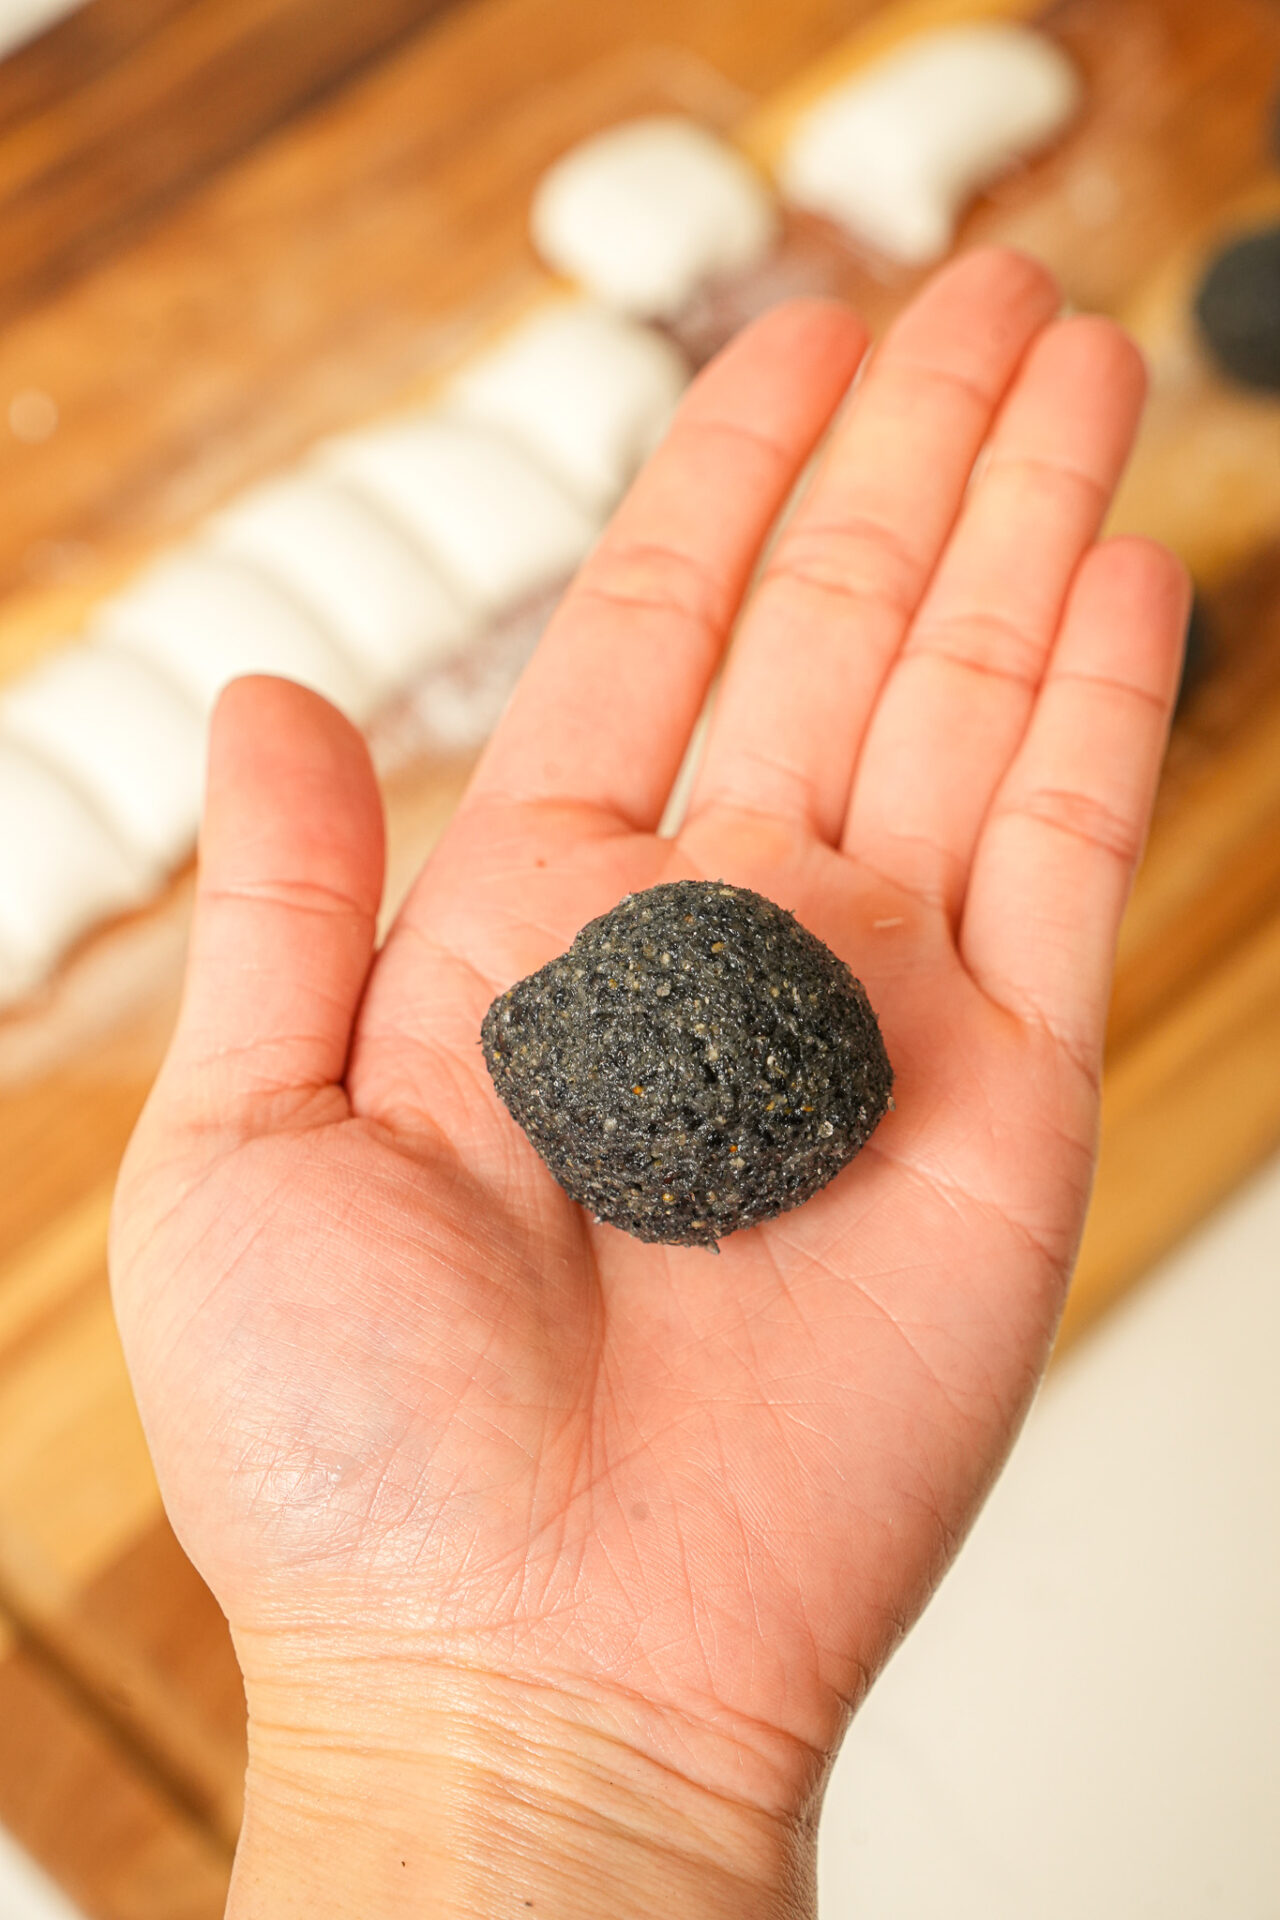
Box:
[482,879,893,1248]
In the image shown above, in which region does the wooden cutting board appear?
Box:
[1,0,1279,1911]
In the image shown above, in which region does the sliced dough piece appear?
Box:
[0,643,205,877]
[446,300,689,509]
[208,474,477,696]
[530,116,778,319]
[777,24,1080,266]
[321,417,601,615]
[0,742,152,1000]
[96,549,379,721]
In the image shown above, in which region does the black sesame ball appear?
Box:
[1194,226,1280,391]
[1175,589,1211,715]
[481,879,893,1248]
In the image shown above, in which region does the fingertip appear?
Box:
[159,676,387,1130]
[208,672,367,781]
[882,246,1062,369]
[204,675,385,918]
[662,294,873,477]
[698,295,869,398]
[1046,538,1192,732]
[757,292,870,344]
[1078,536,1193,635]
[739,291,866,337]
[1037,311,1149,407]
[928,243,1061,313]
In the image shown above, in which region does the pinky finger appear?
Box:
[961,537,1190,1076]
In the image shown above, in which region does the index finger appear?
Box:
[463,298,868,832]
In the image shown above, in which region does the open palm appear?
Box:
[111,250,1186,1822]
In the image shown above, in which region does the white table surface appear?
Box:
[821,1152,1280,1916]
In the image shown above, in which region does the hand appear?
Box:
[111,249,1187,1919]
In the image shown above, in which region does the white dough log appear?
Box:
[0,643,205,876]
[0,742,152,1003]
[446,299,689,509]
[95,549,379,722]
[321,416,601,615]
[208,474,476,697]
[777,24,1081,265]
[530,116,778,319]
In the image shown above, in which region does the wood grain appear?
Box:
[748,0,1280,330]
[0,0,194,135]
[1111,618,1280,1054]
[0,0,850,650]
[0,0,457,321]
[1110,175,1280,585]
[1065,902,1280,1346]
[0,1623,230,1919]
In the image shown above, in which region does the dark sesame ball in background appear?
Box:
[481,879,893,1249]
[1175,588,1211,717]
[1193,226,1280,391]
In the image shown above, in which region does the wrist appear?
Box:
[227,1639,817,1920]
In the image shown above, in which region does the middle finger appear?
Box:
[685,247,1061,844]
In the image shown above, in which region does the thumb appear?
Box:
[152,674,385,1133]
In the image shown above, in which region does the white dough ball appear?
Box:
[321,416,602,615]
[0,742,152,1001]
[530,115,779,318]
[96,549,380,722]
[777,24,1081,265]
[0,643,205,876]
[446,299,689,509]
[209,473,476,697]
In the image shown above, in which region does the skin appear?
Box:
[110,248,1188,1917]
